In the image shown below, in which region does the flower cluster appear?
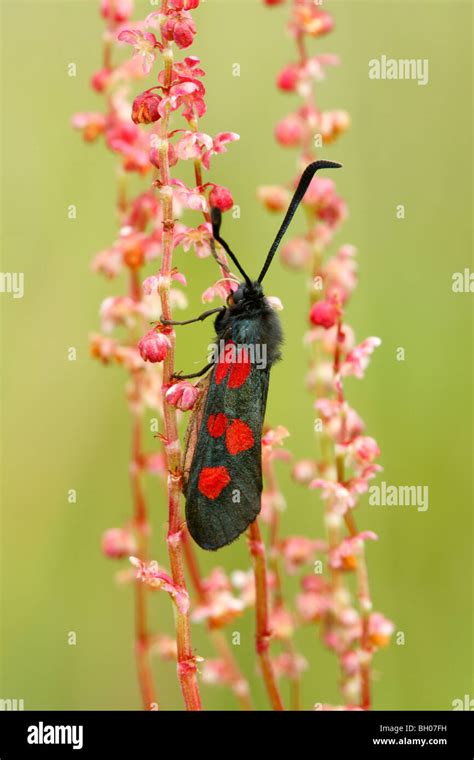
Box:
[261,0,394,709]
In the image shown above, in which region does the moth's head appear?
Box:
[226,280,263,309]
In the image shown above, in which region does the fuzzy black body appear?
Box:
[184,281,283,550]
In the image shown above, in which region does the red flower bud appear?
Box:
[277,64,300,92]
[165,381,200,411]
[138,329,171,363]
[91,68,112,93]
[209,185,234,212]
[163,12,197,50]
[132,91,162,125]
[275,114,304,147]
[309,300,341,329]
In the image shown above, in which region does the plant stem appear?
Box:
[156,31,202,710]
[181,528,253,710]
[248,519,284,711]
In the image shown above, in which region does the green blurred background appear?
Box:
[1,0,472,710]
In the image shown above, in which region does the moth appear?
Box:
[166,160,341,550]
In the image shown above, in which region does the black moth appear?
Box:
[167,160,341,550]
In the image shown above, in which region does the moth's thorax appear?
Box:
[214,280,283,367]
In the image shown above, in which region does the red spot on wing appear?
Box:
[207,412,228,438]
[215,341,234,385]
[198,466,231,499]
[227,356,250,388]
[226,419,255,455]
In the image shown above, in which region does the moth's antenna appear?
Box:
[257,160,342,284]
[211,207,252,286]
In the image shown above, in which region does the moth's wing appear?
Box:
[185,358,270,551]
[182,373,212,496]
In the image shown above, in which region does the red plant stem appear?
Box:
[181,529,253,710]
[155,25,201,710]
[248,519,284,711]
[264,458,302,710]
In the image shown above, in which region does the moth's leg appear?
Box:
[161,307,225,327]
[172,362,214,380]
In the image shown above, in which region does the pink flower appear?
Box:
[257,185,290,212]
[281,237,311,270]
[297,577,330,622]
[329,531,378,570]
[132,89,162,124]
[162,10,196,49]
[349,436,381,465]
[174,223,213,257]
[301,176,347,228]
[173,130,212,160]
[202,132,240,170]
[202,279,237,303]
[310,479,355,514]
[262,425,290,450]
[118,29,158,75]
[268,606,295,640]
[130,558,190,614]
[272,652,308,679]
[319,109,351,143]
[71,112,106,142]
[339,337,381,379]
[316,399,364,444]
[280,536,326,574]
[275,113,305,146]
[309,299,341,329]
[101,0,133,23]
[100,296,147,332]
[208,184,234,212]
[101,528,136,559]
[90,333,118,364]
[368,612,395,648]
[323,244,358,303]
[292,459,317,484]
[290,6,334,38]
[165,381,199,411]
[172,179,207,211]
[138,329,171,363]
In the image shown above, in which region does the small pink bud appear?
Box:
[165,381,199,411]
[257,185,290,212]
[132,91,162,125]
[309,300,341,329]
[138,329,171,363]
[264,0,286,4]
[275,114,304,147]
[102,528,136,559]
[209,184,234,212]
[281,237,311,270]
[292,459,317,484]
[101,0,133,23]
[91,68,112,93]
[277,64,300,92]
